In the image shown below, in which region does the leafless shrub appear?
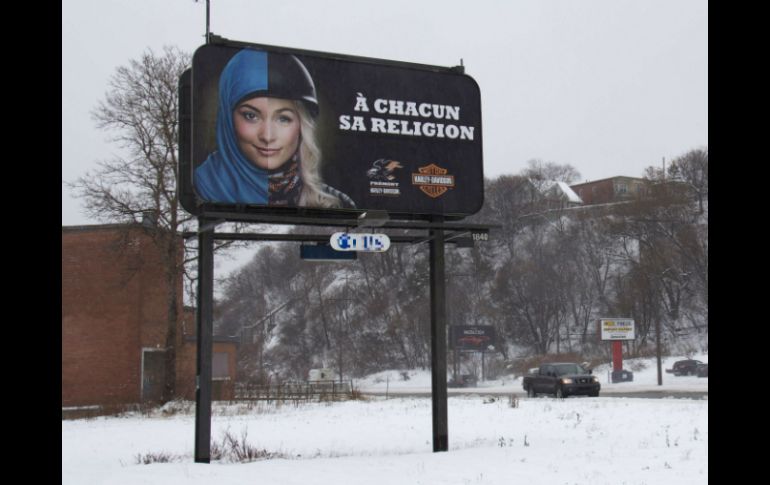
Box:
[214,429,283,463]
[134,451,180,464]
[349,387,368,401]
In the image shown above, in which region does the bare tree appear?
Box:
[668,147,708,214]
[66,46,193,403]
[607,173,708,347]
[476,175,540,259]
[210,154,707,376]
[522,159,581,185]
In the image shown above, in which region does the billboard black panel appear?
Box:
[450,325,497,351]
[179,41,483,221]
[300,244,357,261]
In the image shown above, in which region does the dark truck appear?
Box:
[665,359,704,376]
[522,363,600,398]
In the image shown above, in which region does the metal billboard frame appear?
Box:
[180,35,495,463]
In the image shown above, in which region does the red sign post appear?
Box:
[612,341,623,372]
[600,318,635,383]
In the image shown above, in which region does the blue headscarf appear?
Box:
[194,49,270,204]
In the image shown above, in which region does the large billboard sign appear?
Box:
[179,41,483,221]
[450,325,497,351]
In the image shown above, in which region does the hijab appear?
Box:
[194,49,271,204]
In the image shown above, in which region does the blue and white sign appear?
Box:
[330,232,391,252]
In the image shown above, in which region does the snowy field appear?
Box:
[62,356,708,485]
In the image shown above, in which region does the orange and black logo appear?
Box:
[411,164,455,198]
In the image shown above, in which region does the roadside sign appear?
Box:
[600,318,636,341]
[449,325,497,351]
[330,232,391,252]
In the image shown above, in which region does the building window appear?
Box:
[213,352,229,379]
[616,183,628,194]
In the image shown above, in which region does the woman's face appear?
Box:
[232,97,301,170]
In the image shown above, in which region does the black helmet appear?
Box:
[266,52,319,118]
[229,49,319,118]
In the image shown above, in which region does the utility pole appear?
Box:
[655,316,663,386]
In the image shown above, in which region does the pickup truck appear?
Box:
[522,363,600,398]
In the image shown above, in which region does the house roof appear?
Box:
[554,181,582,203]
[570,175,646,189]
[539,180,583,204]
[62,223,141,232]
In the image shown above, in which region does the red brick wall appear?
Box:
[571,177,647,206]
[62,226,180,408]
[175,342,197,401]
[175,340,238,401]
[176,308,239,401]
[175,310,197,401]
[216,342,238,400]
[571,179,615,205]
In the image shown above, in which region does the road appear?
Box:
[363,389,707,400]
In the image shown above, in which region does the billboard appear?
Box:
[179,41,483,220]
[450,325,497,351]
[599,318,636,341]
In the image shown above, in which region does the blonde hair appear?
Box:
[294,101,341,208]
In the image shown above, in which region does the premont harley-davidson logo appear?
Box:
[412,164,455,198]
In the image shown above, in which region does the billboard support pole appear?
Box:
[194,217,215,463]
[429,215,448,452]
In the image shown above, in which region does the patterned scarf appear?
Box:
[268,154,302,206]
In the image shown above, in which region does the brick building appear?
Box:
[62,224,237,410]
[176,306,239,401]
[570,176,647,206]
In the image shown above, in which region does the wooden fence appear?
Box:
[234,380,353,403]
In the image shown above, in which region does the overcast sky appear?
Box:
[62,0,707,226]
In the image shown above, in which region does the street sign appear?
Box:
[330,232,390,252]
[300,243,357,261]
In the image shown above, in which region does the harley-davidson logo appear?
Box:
[412,164,455,198]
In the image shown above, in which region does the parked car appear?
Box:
[696,363,708,378]
[665,359,704,376]
[448,374,478,388]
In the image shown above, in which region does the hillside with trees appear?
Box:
[212,150,708,383]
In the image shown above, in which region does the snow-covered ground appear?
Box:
[62,354,707,485]
[355,353,709,395]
